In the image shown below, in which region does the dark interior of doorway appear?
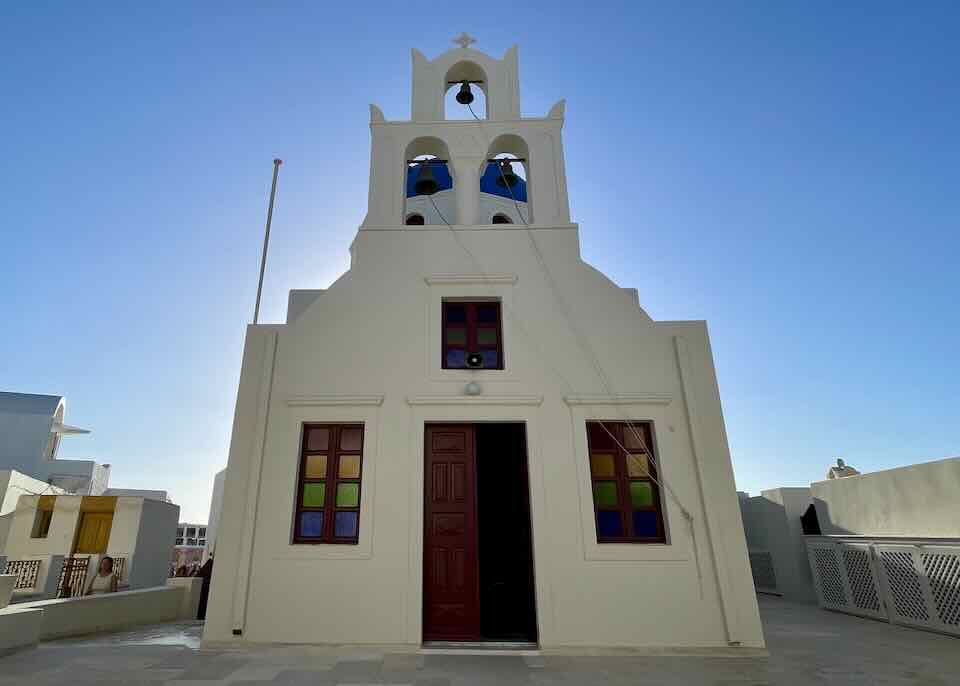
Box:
[476,423,538,642]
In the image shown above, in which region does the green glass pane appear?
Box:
[626,454,649,477]
[446,328,466,345]
[305,454,327,479]
[630,481,654,507]
[339,454,361,479]
[336,483,360,507]
[477,328,497,345]
[593,482,618,507]
[590,454,616,478]
[302,482,325,507]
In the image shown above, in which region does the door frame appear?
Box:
[414,412,543,645]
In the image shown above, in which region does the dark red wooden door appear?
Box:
[423,424,481,641]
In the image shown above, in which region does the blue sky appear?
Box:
[2,2,958,521]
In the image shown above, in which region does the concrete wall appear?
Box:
[130,498,179,588]
[0,605,43,656]
[812,457,960,537]
[204,468,226,561]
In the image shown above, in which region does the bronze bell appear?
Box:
[455,81,474,105]
[414,162,439,196]
[495,159,520,188]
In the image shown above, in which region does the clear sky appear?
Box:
[2,2,958,521]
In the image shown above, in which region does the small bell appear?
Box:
[414,162,439,196]
[495,159,520,188]
[455,81,474,105]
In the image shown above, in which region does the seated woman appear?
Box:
[85,555,119,595]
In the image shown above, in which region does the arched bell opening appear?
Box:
[481,134,531,224]
[404,137,455,225]
[443,60,488,120]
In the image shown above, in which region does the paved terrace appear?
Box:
[0,596,956,685]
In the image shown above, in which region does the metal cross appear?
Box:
[452,33,477,49]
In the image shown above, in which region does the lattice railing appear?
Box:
[2,559,42,590]
[806,537,960,637]
[57,556,90,598]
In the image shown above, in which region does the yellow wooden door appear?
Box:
[74,512,113,554]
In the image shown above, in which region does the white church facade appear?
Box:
[204,39,763,650]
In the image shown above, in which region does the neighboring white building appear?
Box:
[203,468,226,561]
[0,392,109,494]
[0,470,68,556]
[172,522,206,571]
[204,39,762,649]
[3,494,179,600]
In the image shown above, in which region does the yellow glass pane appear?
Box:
[626,453,649,477]
[339,454,361,479]
[590,454,616,478]
[305,454,327,479]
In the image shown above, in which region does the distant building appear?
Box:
[172,522,206,571]
[0,392,109,494]
[203,468,225,561]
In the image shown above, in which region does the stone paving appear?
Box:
[0,596,957,685]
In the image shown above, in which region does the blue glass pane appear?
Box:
[335,511,359,538]
[477,304,498,323]
[300,511,323,537]
[445,304,466,323]
[632,510,658,537]
[446,349,466,368]
[481,350,499,368]
[596,510,623,537]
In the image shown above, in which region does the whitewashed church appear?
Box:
[204,37,764,650]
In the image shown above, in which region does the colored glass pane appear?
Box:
[446,328,466,345]
[630,481,654,507]
[445,304,466,323]
[340,427,362,451]
[446,349,466,367]
[590,454,616,478]
[336,483,360,507]
[481,350,499,368]
[304,454,327,479]
[477,304,498,322]
[306,427,329,452]
[632,510,658,537]
[335,511,359,538]
[626,453,648,477]
[587,422,616,450]
[302,483,325,507]
[477,328,497,345]
[592,482,618,507]
[596,510,623,537]
[623,426,648,451]
[300,511,323,537]
[339,454,361,479]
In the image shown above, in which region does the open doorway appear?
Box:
[422,423,537,643]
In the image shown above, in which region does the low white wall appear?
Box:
[23,586,184,640]
[0,574,15,609]
[166,577,202,621]
[812,457,960,537]
[0,606,43,656]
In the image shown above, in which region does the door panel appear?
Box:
[74,512,113,554]
[423,424,480,641]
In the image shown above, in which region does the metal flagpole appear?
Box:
[253,158,283,324]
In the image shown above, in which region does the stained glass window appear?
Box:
[294,424,363,544]
[442,301,504,370]
[586,421,665,543]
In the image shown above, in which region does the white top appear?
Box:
[87,572,115,595]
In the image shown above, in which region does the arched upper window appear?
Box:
[405,213,425,226]
[443,61,488,120]
[404,137,455,225]
[491,213,513,225]
[481,134,531,224]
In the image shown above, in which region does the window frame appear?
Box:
[441,300,504,370]
[31,508,53,539]
[586,421,666,544]
[292,423,364,545]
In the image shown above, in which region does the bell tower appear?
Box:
[362,36,570,229]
